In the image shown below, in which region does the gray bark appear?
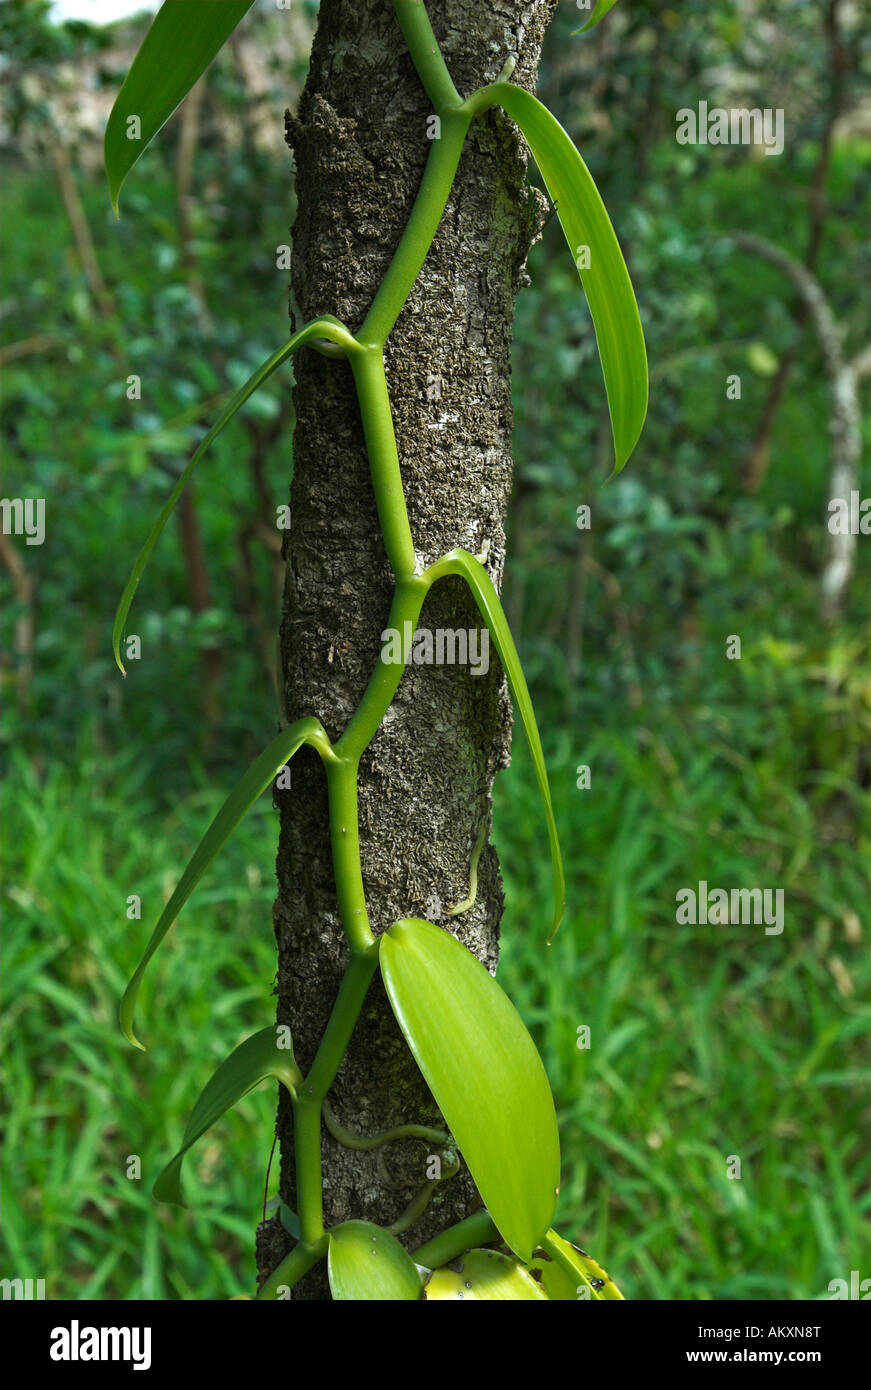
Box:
[258,0,556,1298]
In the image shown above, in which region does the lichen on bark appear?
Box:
[259,0,557,1298]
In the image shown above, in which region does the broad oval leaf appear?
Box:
[488,82,647,473]
[112,318,356,674]
[535,1228,625,1300]
[121,716,329,1050]
[327,1221,422,1301]
[153,1027,301,1206]
[380,918,560,1261]
[424,1249,549,1301]
[572,0,620,35]
[104,0,255,213]
[424,549,564,939]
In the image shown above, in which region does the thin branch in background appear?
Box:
[729,231,869,622]
[741,0,847,494]
[176,75,212,335]
[0,334,59,368]
[47,141,115,321]
[0,529,36,715]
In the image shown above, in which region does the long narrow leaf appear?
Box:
[572,0,620,34]
[381,917,561,1261]
[424,549,565,939]
[487,82,647,472]
[120,717,327,1050]
[153,1027,301,1206]
[112,318,355,673]
[104,0,255,213]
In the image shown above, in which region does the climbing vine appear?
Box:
[105,0,647,1300]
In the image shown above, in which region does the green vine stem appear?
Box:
[411,1210,501,1271]
[386,1150,460,1236]
[102,0,646,1299]
[279,0,533,1282]
[446,820,487,917]
[256,1233,329,1301]
[292,944,379,1247]
[323,1101,450,1152]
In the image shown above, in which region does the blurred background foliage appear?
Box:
[1,0,869,1300]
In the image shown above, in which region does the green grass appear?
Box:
[1,745,281,1299]
[495,715,871,1301]
[2,71,868,1304]
[3,690,868,1298]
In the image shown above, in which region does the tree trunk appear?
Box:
[258,0,556,1298]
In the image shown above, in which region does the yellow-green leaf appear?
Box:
[327,1221,423,1301]
[572,0,620,35]
[112,318,356,674]
[104,0,255,213]
[535,1228,625,1300]
[153,1027,301,1206]
[424,1249,549,1300]
[424,548,564,940]
[120,717,328,1050]
[489,82,647,472]
[380,918,560,1261]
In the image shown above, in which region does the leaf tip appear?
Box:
[112,623,126,674]
[104,141,122,217]
[120,993,145,1051]
[152,1177,183,1207]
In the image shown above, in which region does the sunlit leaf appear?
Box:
[572,0,620,34]
[153,1027,301,1206]
[104,0,255,213]
[112,318,356,674]
[424,549,564,939]
[535,1228,625,1300]
[526,1246,578,1300]
[424,1248,549,1300]
[488,83,647,472]
[121,717,328,1050]
[380,918,560,1261]
[327,1221,423,1301]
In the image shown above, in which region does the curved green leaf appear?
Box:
[113,318,356,674]
[536,1227,625,1300]
[572,0,620,35]
[380,918,560,1261]
[424,1248,549,1300]
[121,716,329,1050]
[104,0,255,213]
[487,82,647,472]
[327,1221,423,1301]
[526,1246,578,1300]
[153,1027,301,1206]
[424,549,564,939]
